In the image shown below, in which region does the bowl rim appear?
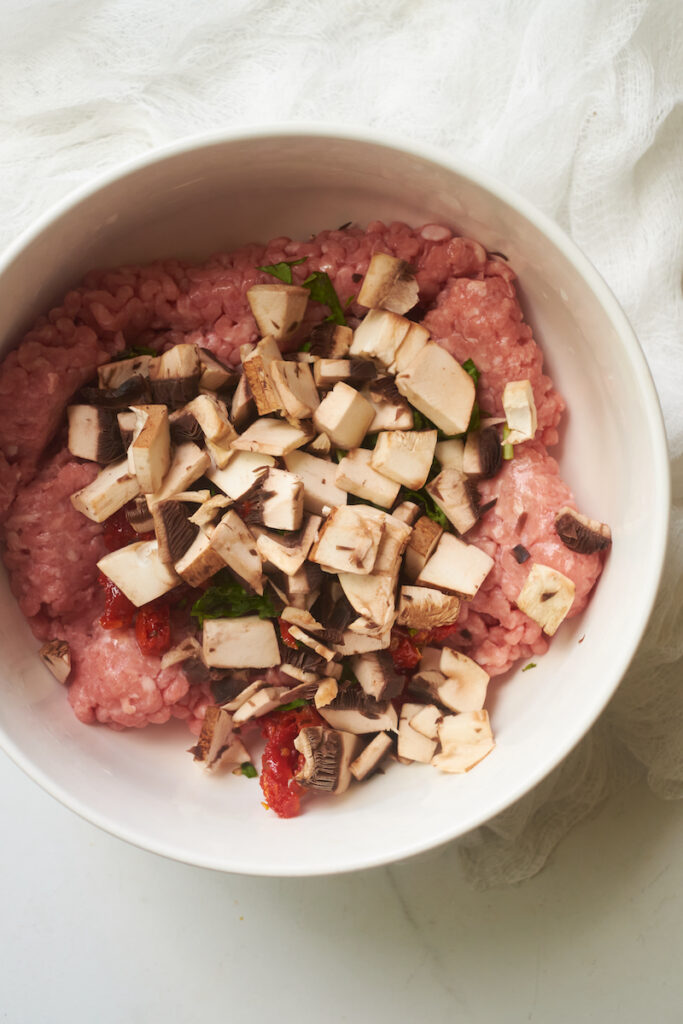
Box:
[0,123,671,875]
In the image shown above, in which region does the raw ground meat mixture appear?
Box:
[0,221,603,733]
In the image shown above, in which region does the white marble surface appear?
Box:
[1,751,680,1023]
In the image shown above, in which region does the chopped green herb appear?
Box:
[299,339,312,352]
[240,762,258,778]
[114,345,157,360]
[278,698,308,712]
[344,294,356,309]
[522,662,537,672]
[334,448,347,463]
[467,400,481,434]
[502,424,514,461]
[190,572,277,626]
[402,488,449,529]
[407,628,419,637]
[462,358,480,385]
[303,271,347,326]
[257,257,308,285]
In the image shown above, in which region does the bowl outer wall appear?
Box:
[0,126,670,876]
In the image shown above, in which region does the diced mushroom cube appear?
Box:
[197,347,235,391]
[357,252,419,314]
[148,443,210,505]
[398,703,437,763]
[502,379,537,443]
[439,649,490,712]
[231,373,256,430]
[313,359,352,390]
[39,640,71,684]
[312,382,375,450]
[349,732,394,782]
[192,706,238,771]
[97,540,179,606]
[241,336,283,415]
[338,573,397,634]
[247,284,309,342]
[232,686,290,724]
[98,353,155,390]
[331,629,392,656]
[416,533,494,599]
[128,404,171,495]
[516,563,576,635]
[308,322,353,358]
[202,616,280,668]
[409,704,443,741]
[256,515,321,577]
[335,448,401,509]
[231,417,311,457]
[426,468,480,535]
[309,505,383,575]
[351,651,403,700]
[242,468,303,531]
[71,459,140,523]
[371,429,437,489]
[318,683,398,735]
[353,506,412,575]
[432,710,495,774]
[67,406,124,464]
[435,438,465,471]
[554,507,612,554]
[396,585,461,629]
[396,343,475,436]
[209,509,263,594]
[282,450,348,516]
[152,499,199,564]
[350,308,411,365]
[314,677,339,709]
[269,360,320,419]
[391,501,421,526]
[208,450,275,500]
[462,428,503,479]
[403,516,443,581]
[361,381,414,432]
[185,394,237,445]
[389,322,430,374]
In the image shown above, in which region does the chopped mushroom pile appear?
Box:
[38,250,612,817]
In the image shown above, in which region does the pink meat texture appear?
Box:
[0,221,604,729]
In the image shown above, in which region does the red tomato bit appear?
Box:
[135,600,171,657]
[102,506,147,551]
[278,618,299,650]
[258,706,323,819]
[98,572,135,630]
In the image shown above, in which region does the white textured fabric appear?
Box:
[1,0,681,887]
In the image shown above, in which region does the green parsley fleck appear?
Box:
[240,763,258,778]
[522,662,537,672]
[114,345,157,361]
[278,698,308,712]
[190,572,277,626]
[303,271,347,326]
[402,488,449,529]
[257,257,308,285]
[502,424,514,460]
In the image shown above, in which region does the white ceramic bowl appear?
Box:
[0,126,669,875]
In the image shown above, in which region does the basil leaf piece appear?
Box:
[402,488,450,529]
[240,763,258,778]
[257,257,308,285]
[278,699,308,712]
[190,572,277,626]
[303,271,347,325]
[522,662,537,672]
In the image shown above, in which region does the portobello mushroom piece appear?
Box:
[331,628,392,656]
[147,443,211,507]
[416,533,494,600]
[278,642,327,681]
[97,540,179,606]
[439,648,490,713]
[242,336,283,415]
[502,379,537,444]
[350,651,404,700]
[282,450,348,516]
[314,677,339,709]
[232,686,290,724]
[426,468,481,535]
[126,494,155,533]
[129,405,171,494]
[264,559,324,605]
[335,448,401,509]
[294,726,362,795]
[360,383,414,433]
[269,360,320,419]
[202,616,280,669]
[39,640,71,684]
[287,625,337,663]
[309,505,384,575]
[307,432,332,456]
[169,408,205,446]
[396,585,461,630]
[349,732,394,782]
[67,406,125,464]
[79,374,152,410]
[338,572,397,636]
[159,636,203,670]
[209,509,264,595]
[280,606,325,632]
[403,515,443,582]
[152,499,199,564]
[554,507,612,554]
[117,410,137,448]
[462,427,503,479]
[408,704,443,741]
[396,343,475,436]
[371,430,438,490]
[231,417,312,457]
[318,681,398,734]
[308,321,353,358]
[312,382,376,450]
[391,500,421,527]
[190,706,234,771]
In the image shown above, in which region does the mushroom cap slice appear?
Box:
[294,726,362,795]
[516,562,576,636]
[357,252,419,315]
[439,649,490,712]
[396,343,475,436]
[312,382,375,449]
[416,533,494,600]
[335,448,401,509]
[319,682,398,735]
[231,417,311,457]
[97,540,179,607]
[202,616,280,669]
[350,732,394,782]
[426,468,480,535]
[502,379,537,444]
[70,458,140,523]
[398,703,437,763]
[370,429,438,490]
[432,710,495,774]
[396,585,461,629]
[554,507,612,554]
[309,505,384,576]
[247,284,309,342]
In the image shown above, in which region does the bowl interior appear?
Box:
[0,131,669,874]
